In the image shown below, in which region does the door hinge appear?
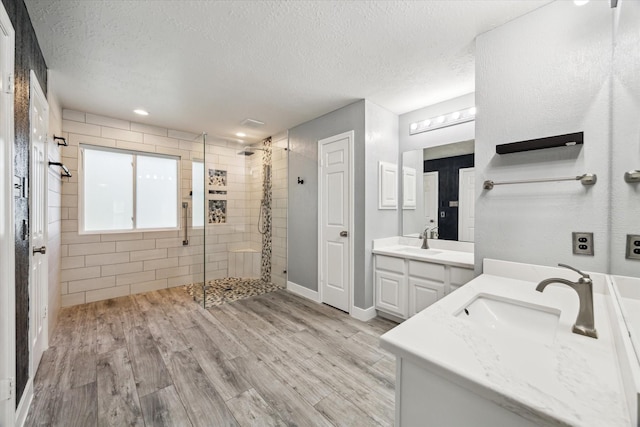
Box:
[0,378,14,401]
[43,305,48,319]
[4,73,14,94]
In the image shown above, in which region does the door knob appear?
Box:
[340,231,348,237]
[33,246,46,255]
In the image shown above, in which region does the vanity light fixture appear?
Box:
[235,132,246,137]
[133,109,149,116]
[409,107,476,136]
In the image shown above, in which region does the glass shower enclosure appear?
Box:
[184,133,288,308]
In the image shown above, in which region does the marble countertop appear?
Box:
[372,236,474,269]
[380,260,630,426]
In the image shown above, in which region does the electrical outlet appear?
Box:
[572,232,594,256]
[626,234,640,261]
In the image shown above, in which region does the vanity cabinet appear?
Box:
[408,260,445,316]
[374,254,472,320]
[375,255,408,317]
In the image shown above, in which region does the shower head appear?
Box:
[237,147,267,156]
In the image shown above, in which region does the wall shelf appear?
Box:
[496,131,583,155]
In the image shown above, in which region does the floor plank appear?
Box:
[52,382,98,427]
[315,391,383,427]
[96,347,144,427]
[126,323,173,397]
[170,349,239,427]
[230,354,334,427]
[26,289,396,426]
[225,389,287,427]
[140,385,193,427]
[95,299,126,355]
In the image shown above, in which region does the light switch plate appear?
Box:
[572,232,594,256]
[626,234,640,260]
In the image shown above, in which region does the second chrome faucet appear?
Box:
[536,263,598,339]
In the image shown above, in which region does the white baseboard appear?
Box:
[15,378,33,427]
[350,305,377,322]
[286,281,321,303]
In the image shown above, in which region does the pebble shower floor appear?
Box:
[185,277,285,308]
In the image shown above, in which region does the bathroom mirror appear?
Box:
[402,140,475,242]
[610,0,640,367]
[610,0,640,279]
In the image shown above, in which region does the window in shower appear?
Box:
[79,145,179,233]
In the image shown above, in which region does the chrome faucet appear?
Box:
[536,263,597,339]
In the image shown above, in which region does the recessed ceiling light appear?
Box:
[236,132,246,137]
[134,109,149,116]
[573,0,589,5]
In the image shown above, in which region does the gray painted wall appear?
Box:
[364,100,399,308]
[287,100,366,304]
[475,1,612,274]
[287,99,399,309]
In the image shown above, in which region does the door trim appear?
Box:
[317,130,355,314]
[0,3,15,425]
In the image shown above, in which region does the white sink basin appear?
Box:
[455,293,561,345]
[396,247,442,256]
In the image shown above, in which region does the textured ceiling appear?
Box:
[25,0,552,142]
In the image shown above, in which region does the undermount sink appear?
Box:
[455,293,561,345]
[396,247,442,256]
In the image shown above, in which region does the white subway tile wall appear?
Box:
[59,110,287,307]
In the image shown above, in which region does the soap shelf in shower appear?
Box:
[483,173,597,190]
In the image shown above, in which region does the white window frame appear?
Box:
[78,144,181,234]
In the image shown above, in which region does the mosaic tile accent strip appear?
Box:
[208,169,227,186]
[208,199,227,223]
[260,137,273,283]
[185,278,284,308]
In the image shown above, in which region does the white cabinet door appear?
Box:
[409,277,444,316]
[375,270,407,318]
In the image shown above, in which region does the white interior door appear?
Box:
[0,3,15,424]
[319,131,352,312]
[458,167,475,242]
[29,70,48,374]
[423,172,439,229]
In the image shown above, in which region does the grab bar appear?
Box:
[182,202,189,245]
[48,161,72,178]
[483,173,597,190]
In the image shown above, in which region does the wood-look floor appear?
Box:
[25,288,398,427]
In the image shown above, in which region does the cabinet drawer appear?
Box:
[450,267,475,287]
[375,255,405,274]
[408,261,445,281]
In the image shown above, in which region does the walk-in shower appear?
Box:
[184,133,288,307]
